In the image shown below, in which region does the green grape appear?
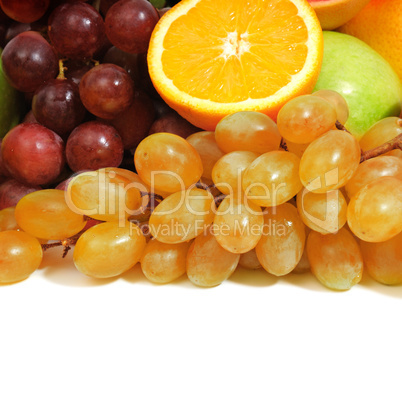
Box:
[134,132,203,194]
[187,230,240,287]
[256,203,305,276]
[312,89,349,125]
[213,195,264,254]
[238,248,262,270]
[359,117,402,159]
[15,189,86,240]
[140,239,191,284]
[73,221,146,278]
[148,188,215,244]
[66,169,143,222]
[212,151,259,196]
[215,111,281,154]
[296,188,347,234]
[277,95,337,144]
[0,207,19,231]
[347,177,402,242]
[186,131,224,180]
[360,233,402,286]
[0,230,43,284]
[306,227,363,291]
[345,156,402,199]
[242,150,302,207]
[299,130,361,193]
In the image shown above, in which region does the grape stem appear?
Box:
[335,120,352,134]
[57,59,67,80]
[41,234,81,258]
[360,133,402,163]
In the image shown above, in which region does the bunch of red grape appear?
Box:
[0,0,401,290]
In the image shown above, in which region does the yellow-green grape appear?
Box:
[242,150,302,207]
[140,239,191,284]
[299,130,361,193]
[312,89,349,125]
[214,111,281,154]
[73,221,146,278]
[0,230,43,284]
[256,203,306,276]
[306,227,363,291]
[149,188,215,244]
[292,248,310,274]
[186,131,224,180]
[0,207,19,231]
[134,132,203,194]
[296,188,347,234]
[359,117,402,159]
[286,141,309,159]
[277,95,337,144]
[360,233,402,285]
[66,169,142,222]
[345,156,402,199]
[213,195,264,254]
[238,248,262,270]
[187,231,240,287]
[15,189,86,240]
[347,177,402,242]
[212,151,259,196]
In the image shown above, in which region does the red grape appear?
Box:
[0,0,49,23]
[1,123,65,186]
[105,0,159,54]
[99,89,155,150]
[66,121,124,171]
[48,2,106,60]
[102,45,141,83]
[64,60,94,86]
[0,179,41,209]
[32,78,86,138]
[79,63,134,119]
[148,111,201,138]
[1,31,58,93]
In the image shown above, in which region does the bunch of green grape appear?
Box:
[1,89,401,289]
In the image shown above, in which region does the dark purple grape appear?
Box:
[99,89,155,150]
[0,139,11,178]
[64,60,94,86]
[32,78,86,138]
[1,31,58,93]
[23,110,39,124]
[105,0,159,54]
[48,2,106,60]
[4,22,31,44]
[66,121,124,172]
[1,123,65,186]
[99,0,119,17]
[148,111,201,139]
[79,63,134,119]
[0,0,49,23]
[0,179,41,209]
[102,46,140,83]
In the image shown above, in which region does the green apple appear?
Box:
[0,49,22,138]
[314,31,402,140]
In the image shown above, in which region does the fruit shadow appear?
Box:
[228,266,278,287]
[357,270,402,299]
[121,264,200,289]
[277,270,328,293]
[40,246,117,288]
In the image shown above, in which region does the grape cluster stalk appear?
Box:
[0,0,401,289]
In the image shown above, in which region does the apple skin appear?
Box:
[314,31,402,140]
[0,49,22,138]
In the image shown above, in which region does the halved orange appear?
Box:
[148,0,323,131]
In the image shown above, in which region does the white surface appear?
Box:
[1,247,401,402]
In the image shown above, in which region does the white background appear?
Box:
[1,247,401,402]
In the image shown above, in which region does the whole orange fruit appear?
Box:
[339,0,402,80]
